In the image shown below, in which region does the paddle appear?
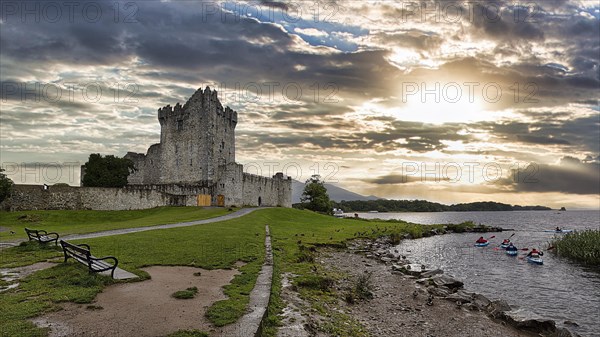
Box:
[516,248,530,259]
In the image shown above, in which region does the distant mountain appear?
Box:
[292,180,380,204]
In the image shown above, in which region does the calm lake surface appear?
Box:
[353,210,600,337]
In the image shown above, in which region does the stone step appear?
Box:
[100,267,138,280]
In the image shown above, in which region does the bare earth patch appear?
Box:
[33,266,241,337]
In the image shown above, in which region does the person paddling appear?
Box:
[555,226,561,231]
[506,243,518,252]
[476,236,487,244]
[502,238,510,245]
[527,248,543,258]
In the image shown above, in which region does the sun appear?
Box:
[399,82,490,124]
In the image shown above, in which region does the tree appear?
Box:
[82,153,135,187]
[301,175,332,214]
[0,168,14,203]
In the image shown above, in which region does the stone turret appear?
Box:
[126,87,238,184]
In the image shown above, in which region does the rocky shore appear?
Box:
[335,236,580,337]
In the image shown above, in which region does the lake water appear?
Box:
[353,210,600,337]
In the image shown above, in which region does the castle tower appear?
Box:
[126,87,237,184]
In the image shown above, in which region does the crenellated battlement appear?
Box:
[157,87,237,128]
[158,102,185,122]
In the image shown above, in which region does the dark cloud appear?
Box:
[516,135,570,145]
[260,1,289,11]
[476,114,600,153]
[497,157,600,195]
[362,173,453,184]
[375,30,443,51]
[363,174,421,184]
[239,118,472,153]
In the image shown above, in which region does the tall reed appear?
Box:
[550,230,600,265]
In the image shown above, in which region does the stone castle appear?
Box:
[3,87,291,211]
[124,87,292,208]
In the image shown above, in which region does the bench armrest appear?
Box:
[95,256,118,264]
[46,232,59,238]
[38,230,48,235]
[94,256,119,278]
[77,243,91,250]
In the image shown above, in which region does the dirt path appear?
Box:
[319,249,534,337]
[33,266,241,337]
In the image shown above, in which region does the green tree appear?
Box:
[82,153,135,187]
[301,175,332,214]
[0,168,14,203]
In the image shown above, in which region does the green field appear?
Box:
[0,207,458,337]
[0,207,234,241]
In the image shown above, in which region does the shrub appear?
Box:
[550,230,600,265]
[353,272,374,300]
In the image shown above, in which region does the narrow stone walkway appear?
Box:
[216,225,273,337]
[62,207,261,241]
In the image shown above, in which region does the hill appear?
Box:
[332,199,551,212]
[291,180,380,203]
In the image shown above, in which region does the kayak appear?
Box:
[500,243,510,249]
[527,256,544,265]
[506,250,518,256]
[543,229,573,233]
[475,242,489,247]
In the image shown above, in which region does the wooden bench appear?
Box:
[24,228,59,245]
[59,240,119,278]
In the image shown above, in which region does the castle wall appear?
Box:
[215,164,292,207]
[2,184,215,211]
[3,175,291,211]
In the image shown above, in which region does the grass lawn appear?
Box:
[0,206,235,241]
[0,207,469,337]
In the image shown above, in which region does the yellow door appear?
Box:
[217,195,225,207]
[197,194,211,206]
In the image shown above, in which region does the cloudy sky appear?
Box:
[1,0,599,209]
